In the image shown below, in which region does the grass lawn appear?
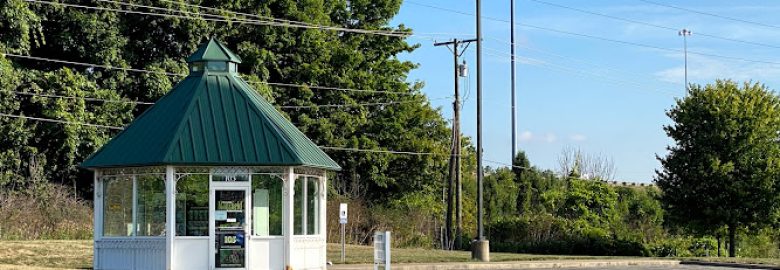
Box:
[0,240,92,269]
[324,243,644,264]
[4,240,771,269]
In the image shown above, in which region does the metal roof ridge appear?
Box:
[161,74,210,163]
[80,75,200,169]
[226,75,303,165]
[230,76,340,170]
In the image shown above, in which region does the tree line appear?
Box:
[2,0,780,260]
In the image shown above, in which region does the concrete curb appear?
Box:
[329,259,682,270]
[681,260,780,269]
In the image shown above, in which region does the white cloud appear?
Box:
[519,131,534,142]
[570,134,587,142]
[544,133,557,143]
[654,52,780,85]
[518,131,560,144]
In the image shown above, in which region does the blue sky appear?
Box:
[390,0,780,182]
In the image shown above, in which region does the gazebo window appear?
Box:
[102,174,166,237]
[306,177,320,235]
[103,176,133,236]
[136,175,166,236]
[294,175,322,236]
[175,174,209,236]
[206,61,228,72]
[251,174,283,236]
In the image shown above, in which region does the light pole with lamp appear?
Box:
[678,29,692,90]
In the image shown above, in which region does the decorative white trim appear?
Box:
[101,166,166,176]
[293,167,327,176]
[292,236,326,249]
[284,167,295,268]
[175,166,289,174]
[96,238,166,250]
[132,175,138,237]
[93,170,102,270]
[165,166,176,270]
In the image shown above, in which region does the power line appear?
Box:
[26,0,416,38]
[11,91,154,105]
[279,97,451,109]
[638,0,780,31]
[528,0,780,50]
[0,113,125,130]
[319,146,438,156]
[516,43,683,87]
[9,90,449,108]
[482,47,679,95]
[1,52,413,95]
[0,112,446,155]
[408,1,780,66]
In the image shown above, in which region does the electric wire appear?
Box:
[482,47,678,95]
[0,112,446,155]
[0,52,414,95]
[25,0,416,38]
[407,0,780,66]
[11,91,155,105]
[638,0,780,31]
[528,0,780,50]
[0,113,126,130]
[9,90,449,109]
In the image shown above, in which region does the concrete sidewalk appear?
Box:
[328,259,682,270]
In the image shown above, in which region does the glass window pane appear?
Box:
[293,176,305,235]
[136,174,166,236]
[176,174,209,236]
[215,190,246,268]
[206,61,227,72]
[306,177,320,235]
[251,174,283,236]
[103,176,133,237]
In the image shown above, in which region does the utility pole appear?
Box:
[472,0,490,262]
[510,0,517,161]
[678,29,692,91]
[435,38,476,250]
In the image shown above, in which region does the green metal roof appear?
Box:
[81,39,340,171]
[186,37,243,63]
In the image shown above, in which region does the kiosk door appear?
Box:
[210,187,250,270]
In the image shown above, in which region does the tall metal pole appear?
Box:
[473,0,489,262]
[510,0,517,160]
[476,0,484,242]
[678,29,691,91]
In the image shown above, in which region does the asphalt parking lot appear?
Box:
[545,265,769,270]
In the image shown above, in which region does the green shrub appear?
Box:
[0,184,92,240]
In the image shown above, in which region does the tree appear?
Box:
[484,166,517,223]
[0,0,454,203]
[656,80,780,257]
[557,146,615,181]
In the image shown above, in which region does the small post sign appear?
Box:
[339,203,348,224]
[373,231,391,270]
[339,203,348,263]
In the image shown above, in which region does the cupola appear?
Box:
[185,37,242,74]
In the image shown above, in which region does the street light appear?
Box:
[678,29,692,91]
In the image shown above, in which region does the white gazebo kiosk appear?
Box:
[82,38,341,270]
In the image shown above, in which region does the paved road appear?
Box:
[546,265,767,270]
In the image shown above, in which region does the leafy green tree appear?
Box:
[656,80,780,257]
[558,179,619,234]
[0,0,451,204]
[485,166,517,223]
[614,186,664,243]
